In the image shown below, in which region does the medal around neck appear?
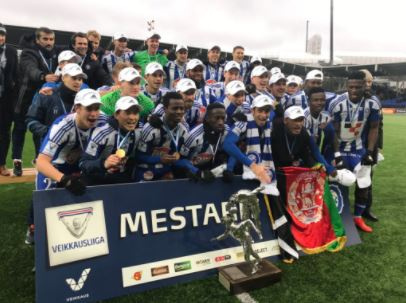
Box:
[115,149,126,158]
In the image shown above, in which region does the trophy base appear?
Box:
[218,259,281,295]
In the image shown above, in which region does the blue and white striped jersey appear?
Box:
[83,122,142,160]
[219,96,251,126]
[208,81,225,100]
[303,108,331,140]
[288,90,337,110]
[101,51,135,74]
[330,92,380,152]
[245,90,273,105]
[195,85,217,107]
[204,62,224,83]
[180,123,229,167]
[165,60,187,89]
[138,117,189,157]
[40,113,104,173]
[235,60,250,84]
[141,86,170,106]
[152,102,202,130]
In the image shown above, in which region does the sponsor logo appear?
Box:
[58,207,93,239]
[214,254,231,262]
[255,247,268,254]
[151,265,169,277]
[195,258,211,266]
[66,268,91,292]
[132,271,142,281]
[174,261,192,272]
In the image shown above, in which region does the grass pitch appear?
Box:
[0,114,405,303]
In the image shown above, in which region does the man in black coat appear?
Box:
[71,32,112,89]
[12,27,59,176]
[0,24,18,176]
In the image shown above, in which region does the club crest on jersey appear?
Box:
[247,151,261,164]
[329,184,344,214]
[58,207,93,239]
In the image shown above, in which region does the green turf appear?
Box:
[0,115,405,303]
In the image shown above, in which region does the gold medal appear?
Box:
[173,152,180,160]
[116,149,126,158]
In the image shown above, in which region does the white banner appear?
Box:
[45,200,109,266]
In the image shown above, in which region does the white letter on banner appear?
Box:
[221,201,229,217]
[203,203,221,226]
[185,205,202,227]
[120,212,148,238]
[169,207,186,230]
[151,209,168,233]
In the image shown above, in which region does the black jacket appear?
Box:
[15,41,59,113]
[0,43,18,100]
[77,54,112,89]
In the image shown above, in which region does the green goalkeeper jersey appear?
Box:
[133,50,168,76]
[101,89,154,117]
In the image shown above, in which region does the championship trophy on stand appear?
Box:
[213,186,281,294]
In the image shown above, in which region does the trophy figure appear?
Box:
[214,186,282,294]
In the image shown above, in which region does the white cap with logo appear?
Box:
[175,44,188,52]
[58,50,81,64]
[115,96,141,112]
[176,78,197,92]
[305,69,323,81]
[287,75,303,86]
[250,55,262,64]
[62,63,87,79]
[74,89,102,106]
[250,65,269,78]
[145,62,164,75]
[118,67,141,82]
[186,59,204,71]
[284,106,305,119]
[226,80,246,95]
[251,95,274,109]
[269,72,287,85]
[224,61,241,72]
[270,67,282,75]
[113,33,128,40]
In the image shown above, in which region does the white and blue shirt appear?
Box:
[165,60,187,89]
[102,51,135,74]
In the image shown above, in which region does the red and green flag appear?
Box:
[277,166,347,254]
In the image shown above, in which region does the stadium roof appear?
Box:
[4,24,406,78]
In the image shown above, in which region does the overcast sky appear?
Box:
[2,0,405,57]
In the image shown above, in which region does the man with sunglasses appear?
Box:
[100,67,154,120]
[26,63,87,144]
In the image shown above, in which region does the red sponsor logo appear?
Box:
[214,255,231,262]
[151,265,169,277]
[132,271,142,281]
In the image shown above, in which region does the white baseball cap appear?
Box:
[224,61,241,72]
[305,69,323,81]
[287,75,303,86]
[175,44,188,52]
[113,33,128,41]
[145,62,164,75]
[115,96,141,112]
[226,80,246,95]
[251,95,274,109]
[58,50,81,64]
[269,72,287,85]
[118,67,141,82]
[284,106,305,119]
[270,67,281,75]
[186,59,204,71]
[74,89,102,106]
[250,55,262,64]
[62,63,87,79]
[176,78,196,93]
[250,65,269,78]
